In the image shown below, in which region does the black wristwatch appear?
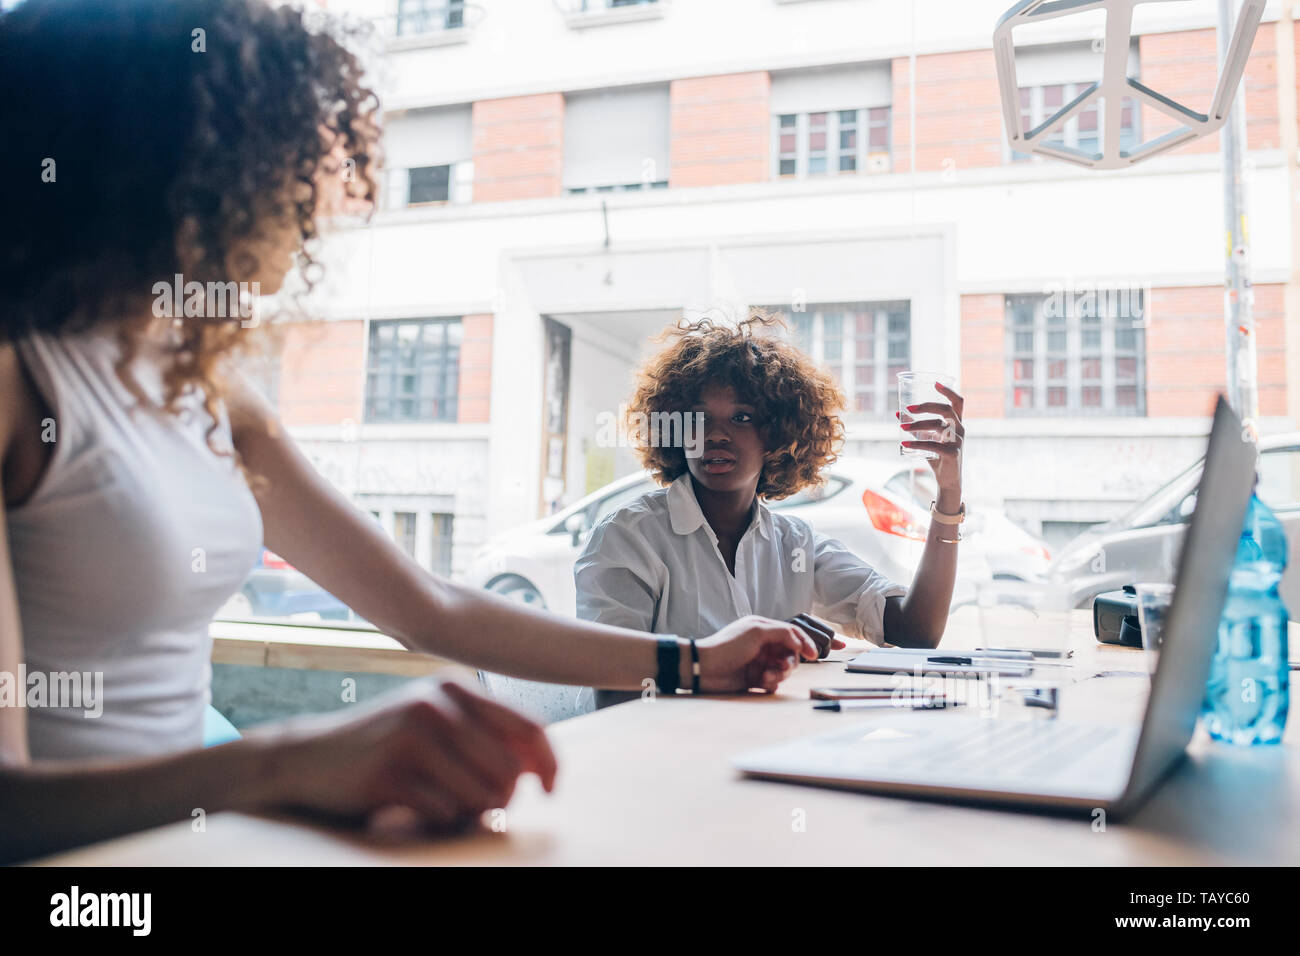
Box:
[656,637,681,695]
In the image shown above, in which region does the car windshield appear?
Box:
[883,468,937,511]
[1113,456,1203,528]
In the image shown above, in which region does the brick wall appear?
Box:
[457,313,493,424]
[961,284,1287,420]
[959,293,1008,419]
[471,93,564,202]
[669,72,771,187]
[892,50,1005,174]
[1146,283,1287,417]
[275,319,366,427]
[1138,24,1279,155]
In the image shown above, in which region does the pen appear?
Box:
[927,656,973,665]
[814,698,956,711]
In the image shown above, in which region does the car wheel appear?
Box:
[486,575,548,610]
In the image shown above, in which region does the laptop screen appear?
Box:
[1117,397,1259,813]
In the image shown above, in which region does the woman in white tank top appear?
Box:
[0,0,819,862]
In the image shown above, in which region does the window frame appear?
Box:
[769,301,912,419]
[1004,293,1146,417]
[396,0,466,36]
[773,107,892,180]
[364,317,462,424]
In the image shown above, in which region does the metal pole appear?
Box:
[1219,0,1259,432]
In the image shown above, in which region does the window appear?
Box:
[766,302,911,417]
[1012,84,1139,160]
[775,107,891,178]
[382,106,473,208]
[408,164,450,205]
[563,86,670,193]
[397,0,465,36]
[365,318,461,423]
[430,513,455,576]
[1007,40,1142,161]
[1006,293,1145,416]
[393,512,418,556]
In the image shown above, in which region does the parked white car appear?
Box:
[463,457,1052,617]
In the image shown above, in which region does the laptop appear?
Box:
[734,397,1257,817]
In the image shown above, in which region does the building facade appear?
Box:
[283,0,1300,575]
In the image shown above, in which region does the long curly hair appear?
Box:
[0,0,380,442]
[628,310,847,500]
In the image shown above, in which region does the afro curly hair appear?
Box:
[626,310,847,500]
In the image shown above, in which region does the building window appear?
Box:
[430,513,455,577]
[766,302,911,417]
[1006,293,1145,416]
[382,106,473,209]
[1012,84,1139,160]
[776,108,891,179]
[563,85,670,194]
[408,164,451,205]
[397,0,465,36]
[365,318,461,423]
[393,512,418,557]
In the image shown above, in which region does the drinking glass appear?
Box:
[1135,582,1175,676]
[898,372,956,459]
[975,579,1076,717]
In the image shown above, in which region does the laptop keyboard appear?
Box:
[905,721,1118,780]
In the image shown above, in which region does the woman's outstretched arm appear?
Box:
[225,375,817,693]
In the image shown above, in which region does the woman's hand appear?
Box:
[259,679,557,829]
[899,381,965,507]
[696,615,819,693]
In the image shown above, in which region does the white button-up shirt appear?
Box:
[575,471,906,644]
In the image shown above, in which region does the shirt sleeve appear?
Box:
[810,532,908,645]
[573,514,662,634]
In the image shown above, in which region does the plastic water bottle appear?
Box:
[1201,490,1290,745]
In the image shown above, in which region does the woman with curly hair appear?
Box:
[0,0,819,862]
[576,312,964,704]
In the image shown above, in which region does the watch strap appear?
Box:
[656,637,681,695]
[930,500,965,525]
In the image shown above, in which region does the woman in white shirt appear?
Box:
[577,312,966,704]
[0,0,818,863]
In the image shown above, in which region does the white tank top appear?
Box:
[6,327,263,760]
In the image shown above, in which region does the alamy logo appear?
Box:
[594,407,706,458]
[1042,278,1148,323]
[152,273,261,326]
[50,886,151,936]
[0,667,103,718]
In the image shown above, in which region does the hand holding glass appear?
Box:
[898,372,956,459]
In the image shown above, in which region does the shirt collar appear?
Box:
[666,471,773,541]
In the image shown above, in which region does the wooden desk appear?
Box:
[34,610,1299,865]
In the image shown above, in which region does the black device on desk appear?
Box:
[1094,585,1143,647]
